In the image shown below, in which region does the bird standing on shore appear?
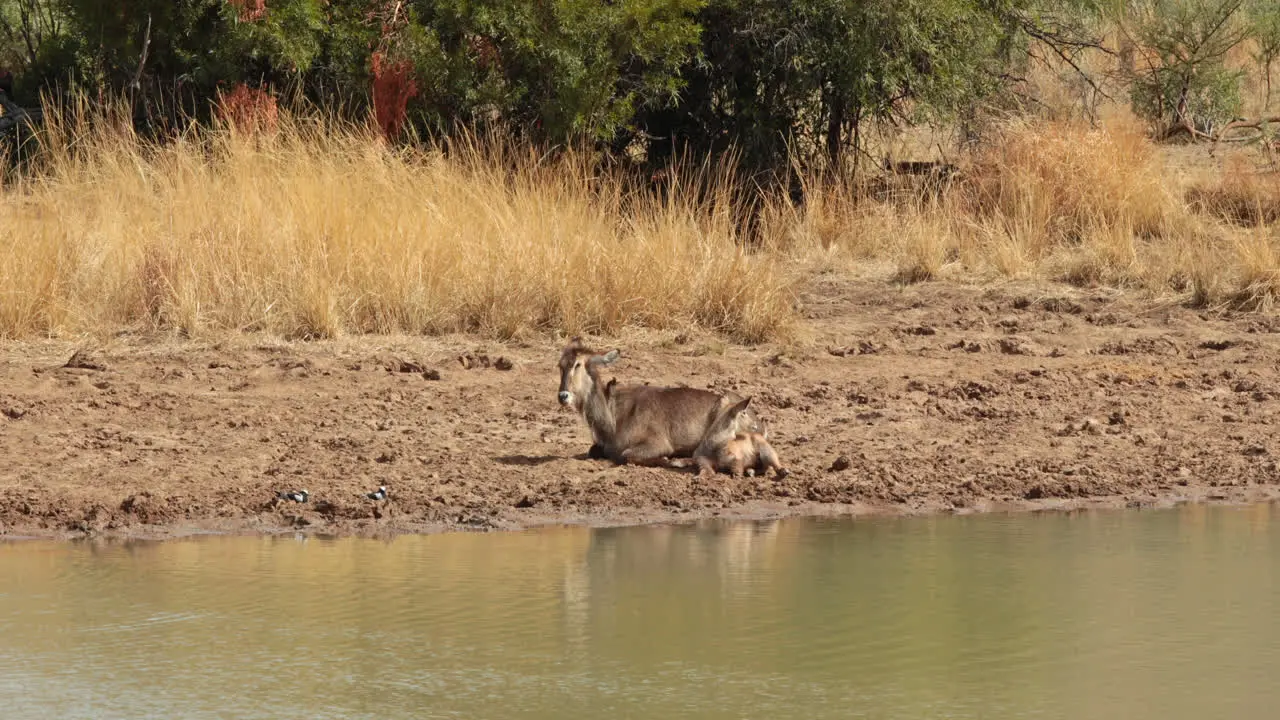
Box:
[366,486,388,501]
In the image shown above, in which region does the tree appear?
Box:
[389,0,703,142]
[633,0,1087,179]
[0,1,61,70]
[1249,0,1280,109]
[1124,0,1250,138]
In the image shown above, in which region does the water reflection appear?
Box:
[1,504,1278,719]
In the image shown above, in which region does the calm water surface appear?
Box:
[1,504,1278,719]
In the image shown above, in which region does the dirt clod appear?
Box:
[458,353,492,370]
[63,349,107,371]
[383,357,426,374]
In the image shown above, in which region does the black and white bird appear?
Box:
[366,486,389,501]
[277,489,310,503]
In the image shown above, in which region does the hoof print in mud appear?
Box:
[1199,339,1236,351]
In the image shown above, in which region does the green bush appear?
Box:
[0,0,1110,174]
[1125,0,1250,136]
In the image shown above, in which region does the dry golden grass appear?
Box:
[0,108,794,342]
[1230,229,1280,311]
[788,117,1280,307]
[1187,155,1280,226]
[965,117,1175,244]
[5,104,1280,344]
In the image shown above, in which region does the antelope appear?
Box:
[557,338,758,467]
[694,397,788,479]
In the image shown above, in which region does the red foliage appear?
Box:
[228,0,267,22]
[467,34,501,72]
[216,83,279,134]
[371,52,418,140]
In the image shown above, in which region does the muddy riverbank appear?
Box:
[4,277,1280,540]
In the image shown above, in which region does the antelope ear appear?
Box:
[593,349,621,366]
[728,397,752,417]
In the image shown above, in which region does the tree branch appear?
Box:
[1014,10,1115,103]
[1215,115,1280,143]
[131,15,153,91]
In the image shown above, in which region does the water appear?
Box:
[1,504,1278,719]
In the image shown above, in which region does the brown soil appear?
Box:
[3,277,1280,540]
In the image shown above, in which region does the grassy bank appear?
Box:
[3,107,1280,343]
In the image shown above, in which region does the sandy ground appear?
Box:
[3,275,1280,540]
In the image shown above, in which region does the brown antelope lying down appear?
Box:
[694,397,788,479]
[557,338,760,467]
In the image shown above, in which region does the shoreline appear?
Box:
[5,277,1280,543]
[3,489,1280,543]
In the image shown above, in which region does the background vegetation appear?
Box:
[0,0,1120,173]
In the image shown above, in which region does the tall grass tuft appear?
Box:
[1187,156,1280,227]
[0,104,795,342]
[962,117,1176,251]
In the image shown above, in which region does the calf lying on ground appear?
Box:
[693,397,788,479]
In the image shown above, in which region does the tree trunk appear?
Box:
[1174,76,1194,139]
[826,88,844,175]
[849,103,862,183]
[1266,59,1274,111]
[1119,30,1135,77]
